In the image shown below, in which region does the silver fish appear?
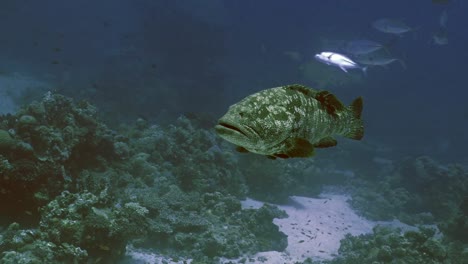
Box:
[355,50,406,69]
[372,18,417,35]
[314,51,366,73]
[432,28,449,45]
[440,9,448,28]
[343,39,386,55]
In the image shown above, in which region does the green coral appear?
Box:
[127,183,287,262]
[312,226,467,264]
[38,191,148,261]
[0,222,88,263]
[0,178,149,262]
[0,154,62,223]
[0,93,122,224]
[0,129,15,152]
[441,195,468,243]
[128,116,247,197]
[349,156,468,225]
[17,115,38,132]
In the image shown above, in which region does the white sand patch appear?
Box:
[121,245,192,264]
[237,194,375,263]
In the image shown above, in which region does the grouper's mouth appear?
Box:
[216,121,248,137]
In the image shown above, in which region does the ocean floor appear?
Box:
[123,193,422,264]
[236,194,374,263]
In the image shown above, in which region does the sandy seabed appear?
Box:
[125,193,417,264]
[235,194,375,263]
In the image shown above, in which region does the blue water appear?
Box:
[2,0,465,162]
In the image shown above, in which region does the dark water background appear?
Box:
[1,0,467,162]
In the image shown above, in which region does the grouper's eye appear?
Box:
[238,112,244,117]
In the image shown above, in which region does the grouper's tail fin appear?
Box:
[344,96,364,140]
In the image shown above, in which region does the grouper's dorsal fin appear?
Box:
[276,137,315,158]
[350,96,363,119]
[284,84,318,97]
[315,90,345,117]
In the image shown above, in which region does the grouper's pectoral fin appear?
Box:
[236,146,249,153]
[315,91,345,117]
[276,137,315,158]
[314,136,337,148]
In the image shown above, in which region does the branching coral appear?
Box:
[311,226,468,264]
[128,115,247,197]
[349,156,468,225]
[0,93,120,224]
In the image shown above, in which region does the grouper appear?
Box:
[215,84,364,159]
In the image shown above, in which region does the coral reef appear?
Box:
[334,226,447,263]
[349,156,468,225]
[0,222,88,264]
[300,226,468,264]
[441,195,468,243]
[0,94,290,262]
[0,92,116,224]
[324,226,467,264]
[127,116,248,196]
[132,185,288,262]
[0,191,149,263]
[1,93,467,263]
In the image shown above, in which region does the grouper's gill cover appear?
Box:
[215,84,364,159]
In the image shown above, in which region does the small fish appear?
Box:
[372,18,417,35]
[432,28,449,45]
[343,39,386,55]
[439,9,448,28]
[215,84,364,159]
[314,51,366,73]
[355,51,406,69]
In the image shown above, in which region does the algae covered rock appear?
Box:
[0,129,15,152]
[323,225,467,264]
[349,156,468,224]
[127,182,287,262]
[0,154,62,223]
[441,195,468,243]
[129,115,247,197]
[0,222,88,263]
[0,93,120,224]
[38,191,149,262]
[0,190,149,263]
[18,93,115,165]
[17,115,38,131]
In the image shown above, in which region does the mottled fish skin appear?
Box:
[215,84,364,158]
